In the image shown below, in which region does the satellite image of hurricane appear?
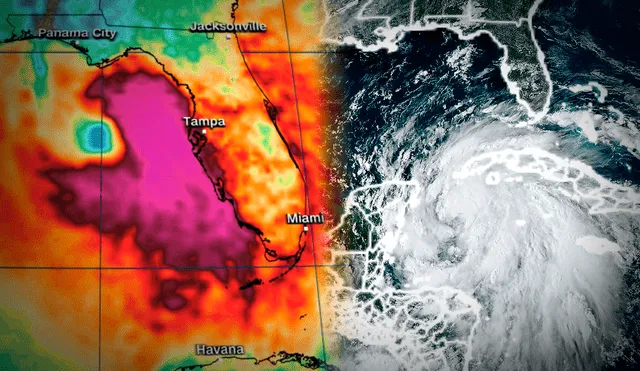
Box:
[320,0,640,370]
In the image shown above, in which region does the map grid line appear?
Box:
[280,0,329,366]
[98,67,104,371]
[0,264,348,270]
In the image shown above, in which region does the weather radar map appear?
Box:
[1,0,640,371]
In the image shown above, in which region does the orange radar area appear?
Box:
[0,0,336,369]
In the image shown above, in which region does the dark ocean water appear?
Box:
[325,29,515,194]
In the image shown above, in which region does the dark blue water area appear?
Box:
[535,0,640,185]
[326,29,516,195]
[545,0,639,73]
[535,0,640,100]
